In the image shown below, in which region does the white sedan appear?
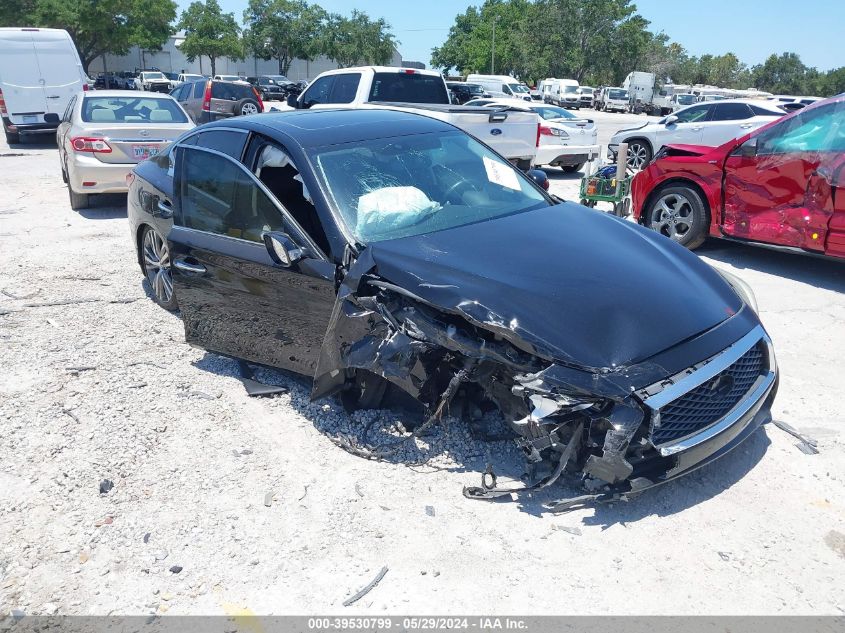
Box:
[608,99,786,170]
[466,98,600,173]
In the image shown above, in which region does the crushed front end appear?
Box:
[312,247,778,510]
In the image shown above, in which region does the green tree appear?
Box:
[243,0,325,75]
[178,0,242,76]
[2,0,176,74]
[750,52,810,95]
[321,10,396,68]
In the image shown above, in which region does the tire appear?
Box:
[68,185,89,210]
[644,184,709,249]
[341,370,387,412]
[235,98,260,116]
[140,225,178,310]
[562,163,583,174]
[625,139,652,170]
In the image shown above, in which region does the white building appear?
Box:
[88,33,403,80]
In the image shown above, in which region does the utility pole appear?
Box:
[491,14,500,74]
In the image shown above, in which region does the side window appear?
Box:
[758,103,845,154]
[195,130,248,160]
[252,140,331,255]
[62,96,77,122]
[301,76,334,107]
[193,81,206,99]
[179,147,284,242]
[713,103,752,121]
[502,84,512,95]
[329,73,361,103]
[675,104,713,123]
[750,104,779,116]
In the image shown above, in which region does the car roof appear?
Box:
[81,90,176,98]
[203,108,455,147]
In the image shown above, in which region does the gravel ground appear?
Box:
[1,113,844,617]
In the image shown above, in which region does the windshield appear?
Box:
[531,105,577,120]
[218,75,240,81]
[676,94,696,105]
[563,85,579,94]
[465,83,484,94]
[81,96,189,123]
[313,131,549,244]
[508,83,530,94]
[143,72,165,80]
[608,89,628,99]
[265,75,289,83]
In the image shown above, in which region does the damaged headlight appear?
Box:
[716,268,759,314]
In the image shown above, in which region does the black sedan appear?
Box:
[128,109,778,508]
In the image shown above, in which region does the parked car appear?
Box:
[287,66,539,170]
[213,74,247,83]
[128,108,778,504]
[120,72,138,90]
[56,90,194,210]
[538,78,580,108]
[0,27,88,144]
[669,93,697,111]
[465,74,533,101]
[631,95,845,257]
[595,87,629,112]
[445,82,486,105]
[608,99,786,170]
[577,86,595,108]
[247,75,290,101]
[95,72,122,90]
[134,71,171,93]
[466,99,599,172]
[170,78,263,124]
[173,73,205,87]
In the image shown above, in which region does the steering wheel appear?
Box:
[442,177,480,204]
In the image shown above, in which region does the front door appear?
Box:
[722,100,845,251]
[661,103,713,149]
[168,145,337,375]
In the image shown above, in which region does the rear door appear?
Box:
[0,30,48,124]
[722,100,845,250]
[33,30,84,117]
[168,144,337,373]
[299,73,361,109]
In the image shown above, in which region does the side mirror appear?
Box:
[527,168,550,191]
[663,114,679,126]
[287,94,300,109]
[263,231,302,267]
[737,137,759,158]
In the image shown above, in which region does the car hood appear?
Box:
[366,203,742,371]
[612,121,649,139]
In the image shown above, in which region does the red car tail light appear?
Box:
[536,122,541,147]
[71,137,112,153]
[202,81,212,111]
[0,88,7,117]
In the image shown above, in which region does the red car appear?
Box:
[631,95,845,259]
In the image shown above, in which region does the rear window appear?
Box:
[369,72,449,104]
[81,96,188,123]
[211,82,255,101]
[608,89,627,99]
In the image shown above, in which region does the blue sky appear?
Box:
[190,0,845,71]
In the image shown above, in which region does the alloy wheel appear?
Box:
[627,143,650,170]
[649,192,696,242]
[142,228,173,305]
[241,102,259,115]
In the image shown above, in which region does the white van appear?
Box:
[538,78,580,109]
[0,28,86,144]
[465,74,532,102]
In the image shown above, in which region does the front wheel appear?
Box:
[645,185,708,249]
[141,225,178,310]
[625,140,652,170]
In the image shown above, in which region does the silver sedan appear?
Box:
[56,90,194,210]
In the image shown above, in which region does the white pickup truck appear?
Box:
[286,67,539,169]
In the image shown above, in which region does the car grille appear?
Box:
[651,343,765,445]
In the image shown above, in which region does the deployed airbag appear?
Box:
[356,187,441,239]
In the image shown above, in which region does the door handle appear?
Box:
[740,123,753,129]
[173,259,206,274]
[690,126,703,131]
[155,199,173,219]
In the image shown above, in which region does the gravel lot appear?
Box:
[1,108,844,616]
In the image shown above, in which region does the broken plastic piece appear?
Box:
[237,361,288,397]
[770,419,819,455]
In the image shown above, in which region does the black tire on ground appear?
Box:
[61,163,68,183]
[645,184,709,249]
[68,185,89,210]
[341,370,388,412]
[562,163,583,174]
[140,225,178,311]
[235,98,261,116]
